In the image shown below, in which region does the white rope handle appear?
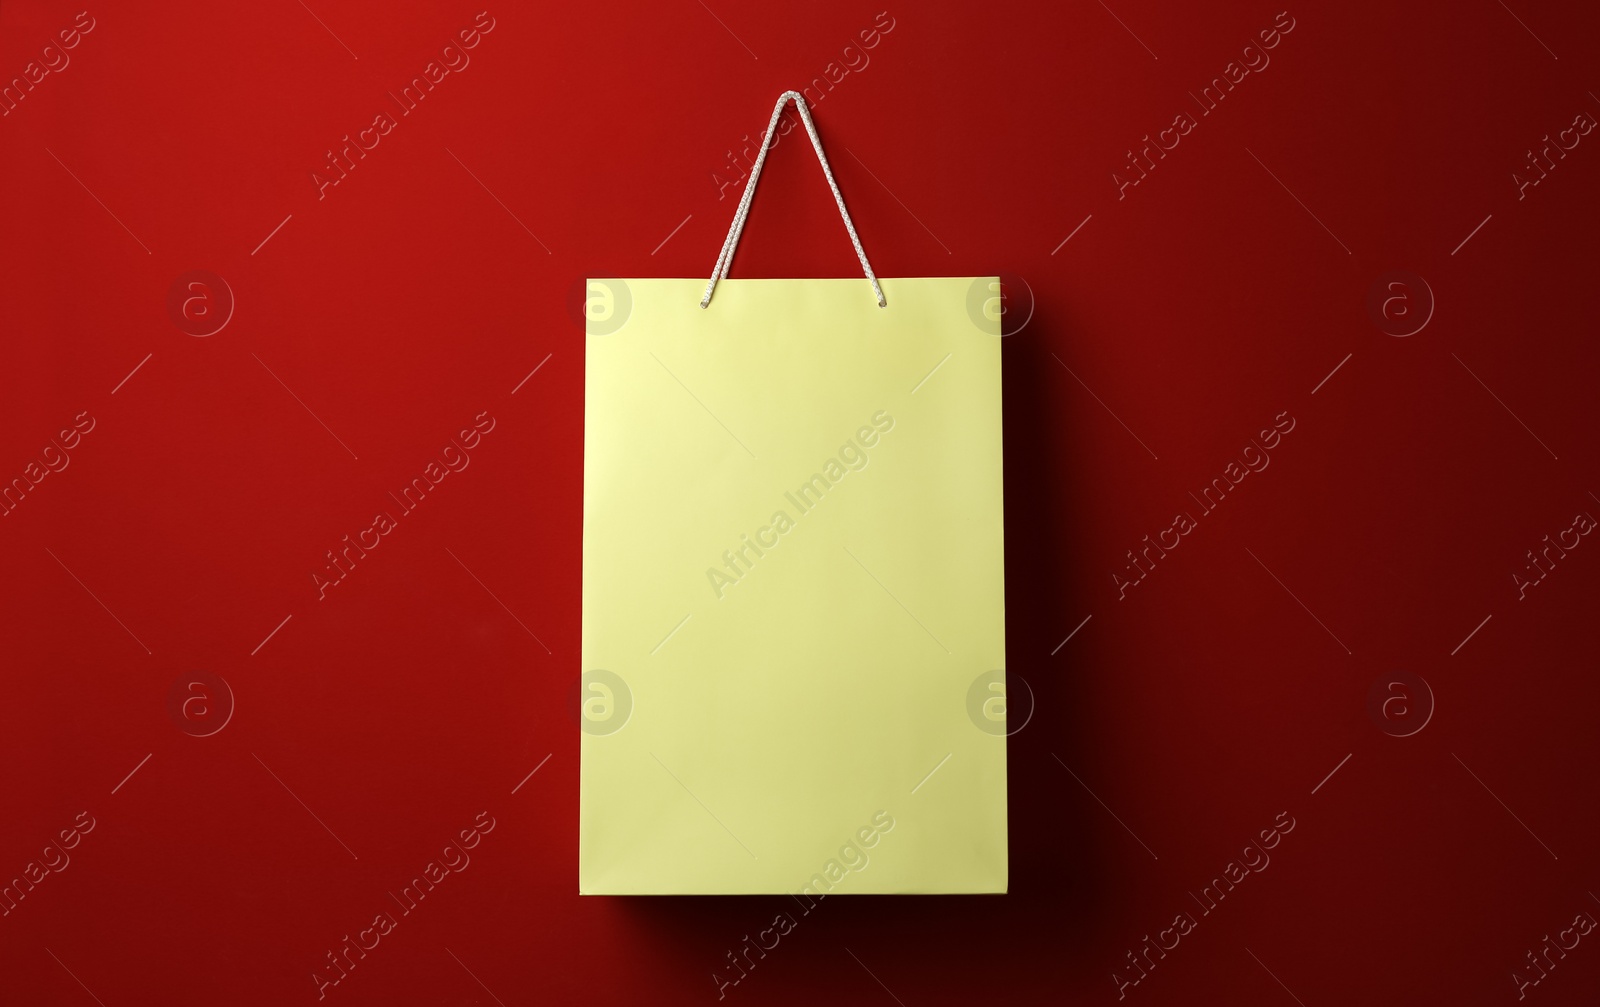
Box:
[701,90,885,309]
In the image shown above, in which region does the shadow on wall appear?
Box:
[608,288,1123,1001]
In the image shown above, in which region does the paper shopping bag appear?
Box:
[579,92,1006,895]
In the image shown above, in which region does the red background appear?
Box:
[3,1,1599,1004]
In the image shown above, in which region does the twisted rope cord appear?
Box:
[701,90,885,309]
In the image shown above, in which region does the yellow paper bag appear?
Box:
[579,92,1006,895]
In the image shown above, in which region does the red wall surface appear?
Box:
[3,2,1599,1004]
